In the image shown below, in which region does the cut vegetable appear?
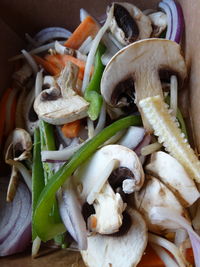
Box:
[139,95,200,183]
[64,16,99,49]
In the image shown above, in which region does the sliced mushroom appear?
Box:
[101,39,187,131]
[134,176,189,235]
[74,144,144,235]
[146,151,199,207]
[5,128,32,201]
[108,2,152,45]
[87,181,126,235]
[5,128,32,162]
[74,144,144,201]
[81,208,147,267]
[34,62,89,125]
[148,11,167,37]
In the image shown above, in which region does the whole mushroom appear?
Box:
[101,38,187,131]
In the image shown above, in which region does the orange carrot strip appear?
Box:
[61,120,81,138]
[185,247,194,265]
[45,54,93,80]
[0,88,13,146]
[138,245,165,267]
[33,55,60,76]
[64,16,99,49]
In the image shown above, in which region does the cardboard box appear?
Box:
[0,0,199,266]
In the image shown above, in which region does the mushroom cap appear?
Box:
[81,208,147,267]
[109,2,152,45]
[74,144,144,203]
[101,38,187,107]
[146,151,200,207]
[134,176,189,235]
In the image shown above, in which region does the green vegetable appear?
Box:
[84,43,106,121]
[39,120,56,183]
[39,120,63,226]
[32,128,45,240]
[33,115,142,241]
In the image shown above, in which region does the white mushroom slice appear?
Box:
[74,144,144,202]
[148,11,167,37]
[43,75,56,88]
[146,151,199,207]
[34,62,89,125]
[101,39,187,131]
[88,182,126,234]
[134,176,189,235]
[109,2,152,45]
[81,208,147,267]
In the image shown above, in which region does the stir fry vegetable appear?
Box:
[1,1,200,266]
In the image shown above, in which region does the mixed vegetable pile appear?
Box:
[1,1,200,266]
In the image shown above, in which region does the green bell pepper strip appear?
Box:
[32,128,45,240]
[84,44,106,121]
[39,120,63,225]
[39,120,55,183]
[33,115,142,241]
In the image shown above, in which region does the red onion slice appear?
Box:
[57,180,87,250]
[0,182,21,243]
[158,1,172,40]
[163,0,184,43]
[0,179,31,256]
[34,27,72,45]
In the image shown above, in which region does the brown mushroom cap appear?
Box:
[101,38,187,130]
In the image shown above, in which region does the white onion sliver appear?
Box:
[159,2,172,40]
[150,207,200,267]
[87,159,120,204]
[149,233,186,267]
[151,243,179,267]
[21,49,38,74]
[94,101,106,135]
[58,181,87,250]
[55,41,67,54]
[118,126,145,150]
[141,142,162,156]
[81,5,114,93]
[170,75,178,116]
[9,41,65,62]
[34,27,71,44]
[42,141,86,161]
[32,236,41,258]
[175,229,188,247]
[78,36,93,55]
[87,118,95,139]
[35,69,43,98]
[7,160,32,191]
[80,8,90,22]
[107,32,124,50]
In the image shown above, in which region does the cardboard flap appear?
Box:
[0,19,24,94]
